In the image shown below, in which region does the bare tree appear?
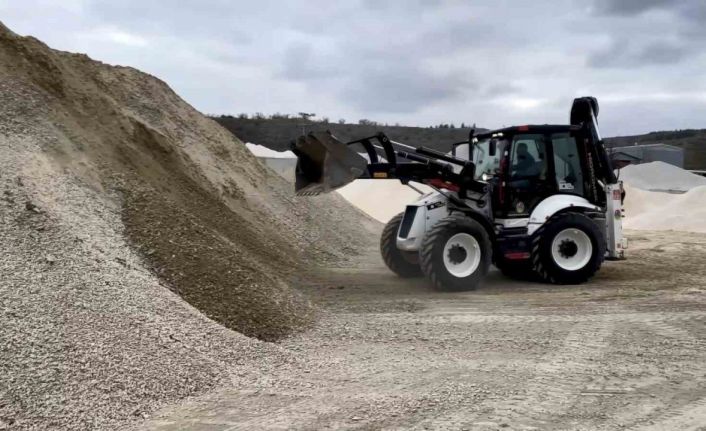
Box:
[298,112,316,121]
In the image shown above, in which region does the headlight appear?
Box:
[515,201,526,213]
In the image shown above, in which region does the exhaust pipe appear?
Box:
[291,131,368,195]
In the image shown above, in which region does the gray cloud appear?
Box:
[636,42,689,65]
[588,40,689,68]
[340,65,475,113]
[593,0,675,16]
[1,0,705,135]
[280,42,341,81]
[585,0,705,71]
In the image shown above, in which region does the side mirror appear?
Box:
[489,139,497,157]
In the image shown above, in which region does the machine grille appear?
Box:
[398,206,418,238]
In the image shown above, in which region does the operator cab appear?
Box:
[454,125,602,219]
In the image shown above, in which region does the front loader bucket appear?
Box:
[292,131,368,195]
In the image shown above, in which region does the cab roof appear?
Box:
[476,124,572,139]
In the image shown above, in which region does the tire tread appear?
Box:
[380,213,422,277]
[530,212,605,284]
[420,214,492,291]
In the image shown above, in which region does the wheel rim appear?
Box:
[551,228,592,271]
[443,233,481,278]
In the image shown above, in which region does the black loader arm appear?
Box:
[290,131,487,196]
[570,96,617,185]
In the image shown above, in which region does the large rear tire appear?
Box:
[531,212,605,284]
[380,213,422,278]
[420,214,492,291]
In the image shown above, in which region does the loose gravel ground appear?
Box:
[144,230,706,430]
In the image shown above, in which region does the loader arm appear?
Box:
[291,131,487,196]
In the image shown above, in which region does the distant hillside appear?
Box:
[605,129,706,170]
[213,116,484,153]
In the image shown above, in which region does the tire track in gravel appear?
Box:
[624,311,706,430]
[468,316,614,429]
[416,299,705,429]
[637,395,706,431]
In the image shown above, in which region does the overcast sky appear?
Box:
[2,0,705,136]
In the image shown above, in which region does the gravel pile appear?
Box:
[0,137,277,430]
[0,21,378,430]
[623,183,706,232]
[620,161,706,192]
[619,161,706,232]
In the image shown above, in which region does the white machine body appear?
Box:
[526,195,601,236]
[396,185,626,259]
[605,181,627,259]
[396,191,448,252]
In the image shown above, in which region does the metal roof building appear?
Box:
[609,143,684,169]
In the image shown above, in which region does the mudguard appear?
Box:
[396,192,449,252]
[527,195,600,236]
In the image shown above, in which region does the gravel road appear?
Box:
[142,230,706,431]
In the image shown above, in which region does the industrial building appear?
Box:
[609,143,684,169]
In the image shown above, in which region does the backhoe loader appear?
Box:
[292,97,626,291]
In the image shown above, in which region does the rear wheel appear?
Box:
[531,212,605,284]
[380,213,422,277]
[420,214,491,291]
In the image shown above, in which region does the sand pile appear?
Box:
[622,184,706,232]
[620,161,706,192]
[0,22,377,430]
[335,180,432,223]
[620,162,706,232]
[246,142,295,158]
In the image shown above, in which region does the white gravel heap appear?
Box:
[623,184,706,233]
[245,142,295,158]
[619,161,706,192]
[620,162,706,232]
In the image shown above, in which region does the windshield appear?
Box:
[472,138,506,180]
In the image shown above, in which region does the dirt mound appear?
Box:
[0,22,377,429]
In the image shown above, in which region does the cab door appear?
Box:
[499,134,554,218]
[550,133,585,197]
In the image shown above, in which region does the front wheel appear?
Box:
[380,213,422,278]
[531,212,605,284]
[420,215,491,291]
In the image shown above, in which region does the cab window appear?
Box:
[551,133,584,196]
[504,134,550,216]
[472,138,506,180]
[509,134,547,181]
